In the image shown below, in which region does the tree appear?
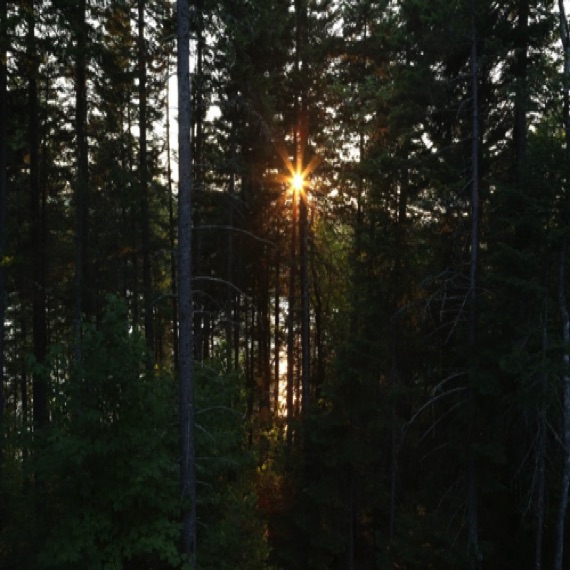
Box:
[555,3,570,568]
[138,0,154,365]
[0,0,7,492]
[177,0,196,563]
[25,0,48,433]
[466,0,481,566]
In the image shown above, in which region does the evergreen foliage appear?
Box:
[4,0,570,568]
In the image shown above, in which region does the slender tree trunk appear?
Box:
[311,256,324,400]
[138,0,154,365]
[259,275,271,428]
[346,465,355,570]
[556,245,570,570]
[467,0,481,567]
[234,292,240,371]
[74,0,89,371]
[286,189,297,454]
[165,60,179,371]
[295,0,310,422]
[514,0,528,193]
[274,256,281,416]
[299,192,310,419]
[535,303,548,570]
[226,114,237,372]
[177,0,197,563]
[26,0,48,432]
[127,103,140,328]
[555,4,570,570]
[192,0,204,362]
[0,0,7,483]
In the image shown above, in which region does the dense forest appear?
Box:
[4,0,570,568]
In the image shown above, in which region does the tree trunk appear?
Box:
[74,0,89,371]
[467,0,481,566]
[165,58,179,372]
[138,0,154,366]
[555,4,570,570]
[514,0,528,193]
[26,0,48,432]
[274,256,281,416]
[295,0,311,422]
[286,188,297,455]
[177,0,197,563]
[555,245,570,570]
[226,114,237,372]
[299,193,310,420]
[535,304,548,570]
[192,0,205,362]
[0,0,7,478]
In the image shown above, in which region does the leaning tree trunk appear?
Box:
[177,0,196,564]
[554,4,570,570]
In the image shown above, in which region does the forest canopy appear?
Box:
[2,0,570,569]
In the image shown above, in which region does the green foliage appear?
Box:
[194,360,272,570]
[1,297,181,570]
[36,297,180,569]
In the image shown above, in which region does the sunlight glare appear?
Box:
[292,172,304,193]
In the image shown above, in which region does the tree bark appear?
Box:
[286,188,297,455]
[177,0,197,563]
[73,0,89,372]
[0,0,7,478]
[225,114,237,372]
[274,256,281,416]
[467,0,481,566]
[165,58,179,372]
[299,192,310,419]
[555,4,570,570]
[535,305,547,570]
[138,0,154,366]
[192,0,205,362]
[514,0,528,193]
[26,0,48,431]
[295,0,310,422]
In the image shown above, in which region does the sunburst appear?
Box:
[274,140,321,198]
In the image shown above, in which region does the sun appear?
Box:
[292,172,304,193]
[273,138,322,198]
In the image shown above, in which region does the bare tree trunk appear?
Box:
[192,0,205,362]
[177,0,197,564]
[295,0,311,422]
[299,192,310,419]
[26,0,48,432]
[555,245,570,570]
[0,0,7,483]
[467,0,481,567]
[274,256,281,416]
[535,304,548,570]
[226,114,237,372]
[73,0,89,372]
[286,189,297,455]
[555,4,570,570]
[514,0,528,193]
[165,59,179,372]
[138,0,154,366]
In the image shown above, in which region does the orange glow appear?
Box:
[273,137,322,199]
[292,172,304,193]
